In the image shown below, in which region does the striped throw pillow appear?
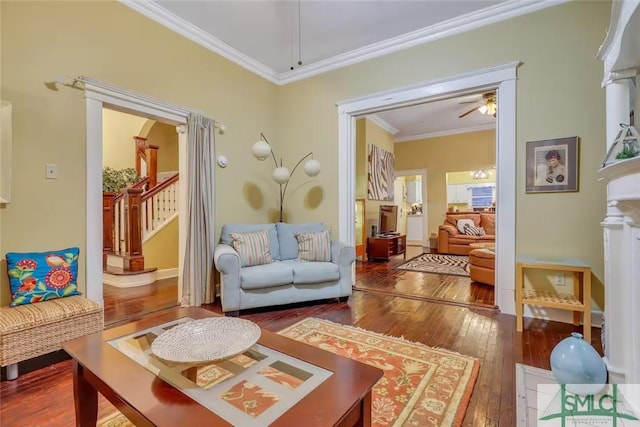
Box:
[230,229,272,267]
[463,224,485,236]
[295,229,332,262]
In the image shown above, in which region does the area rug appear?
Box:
[394,253,470,277]
[279,318,480,426]
[98,318,480,427]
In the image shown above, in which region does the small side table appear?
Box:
[515,256,591,343]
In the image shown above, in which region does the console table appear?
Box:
[367,235,406,261]
[515,256,591,343]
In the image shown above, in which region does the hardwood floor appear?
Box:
[103,277,179,326]
[0,265,600,426]
[355,245,495,307]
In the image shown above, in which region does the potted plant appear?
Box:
[102,167,139,193]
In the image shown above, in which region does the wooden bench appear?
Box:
[0,296,103,380]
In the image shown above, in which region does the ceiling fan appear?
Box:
[458,92,497,119]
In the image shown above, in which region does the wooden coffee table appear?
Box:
[63,307,383,427]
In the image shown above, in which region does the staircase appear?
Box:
[103,135,179,287]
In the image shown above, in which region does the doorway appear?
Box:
[394,169,428,248]
[338,62,519,314]
[81,77,191,314]
[101,107,180,324]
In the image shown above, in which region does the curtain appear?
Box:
[181,113,216,306]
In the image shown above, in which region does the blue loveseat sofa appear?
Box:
[213,222,355,314]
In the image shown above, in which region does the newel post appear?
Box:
[147,144,159,188]
[102,192,116,268]
[102,192,116,253]
[123,187,145,271]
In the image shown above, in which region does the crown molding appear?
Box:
[394,123,496,142]
[122,0,565,86]
[366,115,399,135]
[119,0,280,84]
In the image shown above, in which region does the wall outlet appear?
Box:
[45,164,58,179]
[554,274,565,286]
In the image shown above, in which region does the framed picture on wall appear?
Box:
[367,144,395,200]
[525,136,579,193]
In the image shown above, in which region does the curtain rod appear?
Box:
[55,75,226,134]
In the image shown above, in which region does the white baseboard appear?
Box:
[157,268,178,280]
[104,271,157,288]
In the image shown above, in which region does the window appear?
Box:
[470,186,493,209]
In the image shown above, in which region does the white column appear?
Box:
[85,96,104,305]
[605,78,632,151]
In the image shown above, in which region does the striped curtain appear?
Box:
[181,113,216,306]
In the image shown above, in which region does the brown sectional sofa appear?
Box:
[437,211,495,255]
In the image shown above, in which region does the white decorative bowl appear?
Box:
[151,317,261,363]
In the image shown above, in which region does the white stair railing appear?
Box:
[141,178,179,242]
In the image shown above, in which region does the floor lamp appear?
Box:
[252,133,320,222]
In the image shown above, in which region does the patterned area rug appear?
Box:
[394,253,470,277]
[98,318,479,427]
[279,318,479,426]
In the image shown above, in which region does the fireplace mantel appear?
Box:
[598,2,640,410]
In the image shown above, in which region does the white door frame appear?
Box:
[395,169,428,247]
[81,77,189,306]
[337,62,519,314]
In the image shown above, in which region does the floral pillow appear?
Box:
[6,247,81,307]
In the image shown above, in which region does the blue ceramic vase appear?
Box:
[550,332,607,395]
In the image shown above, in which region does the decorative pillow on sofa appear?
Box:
[295,229,332,262]
[6,247,81,307]
[276,222,326,260]
[230,228,273,267]
[456,219,476,234]
[463,224,486,236]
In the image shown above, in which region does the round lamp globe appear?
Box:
[304,159,321,177]
[272,167,290,184]
[252,140,271,160]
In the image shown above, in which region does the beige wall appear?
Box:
[143,218,178,270]
[0,1,277,306]
[275,1,608,309]
[102,109,146,170]
[362,119,395,235]
[147,121,179,173]
[1,1,609,310]
[395,130,496,238]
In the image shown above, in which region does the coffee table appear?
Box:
[63,307,383,427]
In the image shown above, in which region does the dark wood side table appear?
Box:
[367,235,406,261]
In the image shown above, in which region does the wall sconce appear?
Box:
[252,133,320,222]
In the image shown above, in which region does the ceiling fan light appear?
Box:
[486,101,497,116]
[479,105,488,115]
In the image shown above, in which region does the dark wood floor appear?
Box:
[355,245,495,307]
[0,259,600,426]
[103,277,179,326]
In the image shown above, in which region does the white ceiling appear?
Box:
[122,0,559,137]
[371,92,497,141]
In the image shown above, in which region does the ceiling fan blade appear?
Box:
[458,107,478,118]
[459,100,480,104]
